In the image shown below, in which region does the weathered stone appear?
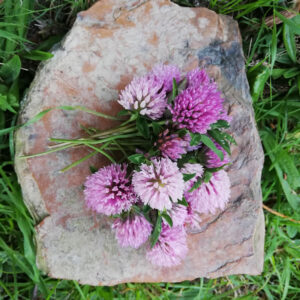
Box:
[15,0,265,285]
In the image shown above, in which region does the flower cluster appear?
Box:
[83,65,233,268]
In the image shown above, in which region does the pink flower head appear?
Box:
[185,170,231,215]
[184,205,202,231]
[187,68,210,88]
[168,204,188,227]
[150,64,181,92]
[84,164,135,215]
[170,69,229,133]
[118,75,167,119]
[146,224,188,267]
[112,214,152,249]
[205,142,230,168]
[155,129,190,160]
[132,157,184,211]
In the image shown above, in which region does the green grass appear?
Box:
[0,0,299,299]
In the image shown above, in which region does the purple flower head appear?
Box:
[205,142,230,168]
[170,69,229,133]
[84,164,135,216]
[146,224,188,267]
[155,129,190,160]
[185,170,231,215]
[118,75,167,119]
[132,157,184,211]
[168,204,188,227]
[112,214,152,249]
[150,64,181,92]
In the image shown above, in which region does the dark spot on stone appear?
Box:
[29,133,38,140]
[197,41,246,90]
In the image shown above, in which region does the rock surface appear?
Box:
[15,0,265,285]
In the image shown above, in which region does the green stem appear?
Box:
[59,105,123,121]
[50,133,140,146]
[20,144,75,159]
[59,141,112,172]
[86,144,116,163]
[59,151,98,173]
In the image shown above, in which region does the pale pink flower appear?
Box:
[112,214,152,249]
[84,164,135,216]
[185,170,231,214]
[146,224,188,267]
[184,205,202,231]
[132,157,184,211]
[118,76,167,119]
[151,64,181,92]
[168,204,188,227]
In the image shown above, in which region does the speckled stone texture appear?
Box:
[15,0,265,285]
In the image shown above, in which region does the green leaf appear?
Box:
[162,213,173,227]
[283,23,297,63]
[283,67,300,79]
[0,94,16,113]
[189,176,203,193]
[220,131,237,145]
[172,78,178,100]
[152,122,162,136]
[143,205,151,214]
[177,128,188,138]
[200,134,224,161]
[203,171,213,183]
[36,34,64,51]
[89,165,98,173]
[190,133,202,146]
[274,11,300,35]
[249,66,270,102]
[271,68,288,80]
[0,29,29,44]
[206,164,230,173]
[150,215,162,248]
[128,153,146,164]
[178,197,188,207]
[282,258,291,300]
[208,129,231,155]
[210,120,230,129]
[0,55,21,84]
[286,225,298,239]
[270,14,277,69]
[183,173,196,182]
[262,130,300,211]
[117,109,130,116]
[8,80,19,109]
[21,50,53,61]
[136,115,150,139]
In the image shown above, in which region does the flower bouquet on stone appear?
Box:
[25,65,235,267]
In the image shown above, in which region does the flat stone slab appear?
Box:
[15,0,265,285]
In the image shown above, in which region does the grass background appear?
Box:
[0,0,299,299]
